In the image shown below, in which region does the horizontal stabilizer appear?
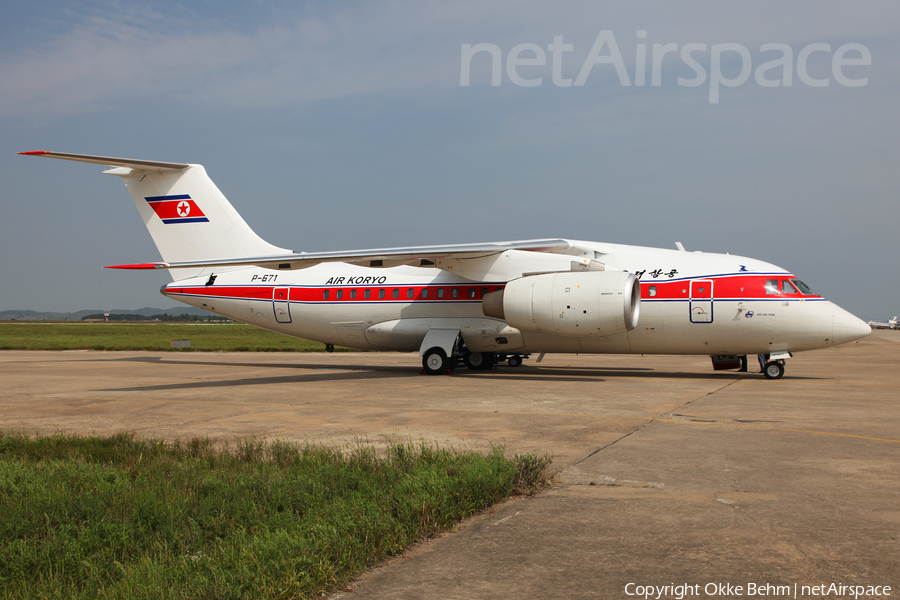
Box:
[18,151,189,171]
[105,263,170,270]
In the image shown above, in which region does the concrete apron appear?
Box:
[0,330,897,598]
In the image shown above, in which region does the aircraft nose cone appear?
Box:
[832,305,871,346]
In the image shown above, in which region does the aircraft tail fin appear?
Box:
[20,152,291,279]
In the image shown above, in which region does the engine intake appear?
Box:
[482,271,640,337]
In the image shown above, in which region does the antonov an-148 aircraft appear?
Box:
[21,151,871,379]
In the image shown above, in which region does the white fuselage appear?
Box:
[162,241,868,357]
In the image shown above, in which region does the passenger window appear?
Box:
[392,289,399,299]
[364,289,371,299]
[323,290,330,300]
[452,288,459,298]
[336,289,343,300]
[481,287,489,297]
[350,289,357,299]
[407,288,414,299]
[468,288,476,298]
[648,285,657,297]
[378,289,385,299]
[421,288,428,299]
[437,288,444,299]
[765,280,779,294]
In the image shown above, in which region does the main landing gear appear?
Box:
[462,350,531,371]
[422,347,454,375]
[420,346,530,375]
[463,350,495,371]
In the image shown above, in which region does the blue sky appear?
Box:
[1,0,898,319]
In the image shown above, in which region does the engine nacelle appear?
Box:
[482,271,640,337]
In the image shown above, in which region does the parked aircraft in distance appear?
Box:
[868,317,899,330]
[21,151,871,379]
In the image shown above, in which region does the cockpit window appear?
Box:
[791,279,814,295]
[781,280,799,294]
[767,279,809,295]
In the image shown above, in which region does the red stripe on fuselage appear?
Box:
[166,283,507,303]
[165,275,821,304]
[639,274,821,301]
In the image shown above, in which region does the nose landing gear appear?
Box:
[758,352,790,379]
[762,360,785,379]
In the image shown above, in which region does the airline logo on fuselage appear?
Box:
[145,194,209,224]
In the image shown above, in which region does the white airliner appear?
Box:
[21,151,871,379]
[871,317,900,330]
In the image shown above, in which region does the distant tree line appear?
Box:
[81,313,232,322]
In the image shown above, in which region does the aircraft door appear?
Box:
[689,280,713,323]
[273,287,292,323]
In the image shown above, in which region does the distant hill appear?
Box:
[0,306,219,321]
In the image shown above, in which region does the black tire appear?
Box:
[507,355,523,367]
[422,347,451,375]
[763,361,785,380]
[464,351,489,370]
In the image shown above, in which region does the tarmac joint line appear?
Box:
[571,378,750,467]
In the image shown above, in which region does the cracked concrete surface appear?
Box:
[1,330,897,598]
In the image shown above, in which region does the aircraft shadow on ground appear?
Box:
[90,355,816,392]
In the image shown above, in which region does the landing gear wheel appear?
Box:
[464,351,493,370]
[463,351,484,369]
[325,344,334,353]
[763,361,785,380]
[507,355,523,367]
[422,347,451,375]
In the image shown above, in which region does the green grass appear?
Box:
[0,432,552,600]
[0,322,342,352]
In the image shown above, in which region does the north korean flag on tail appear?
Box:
[145,194,209,224]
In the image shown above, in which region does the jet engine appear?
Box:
[482,271,640,337]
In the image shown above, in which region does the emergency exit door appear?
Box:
[273,287,292,323]
[689,280,713,323]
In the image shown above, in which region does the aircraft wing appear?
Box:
[106,239,578,271]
